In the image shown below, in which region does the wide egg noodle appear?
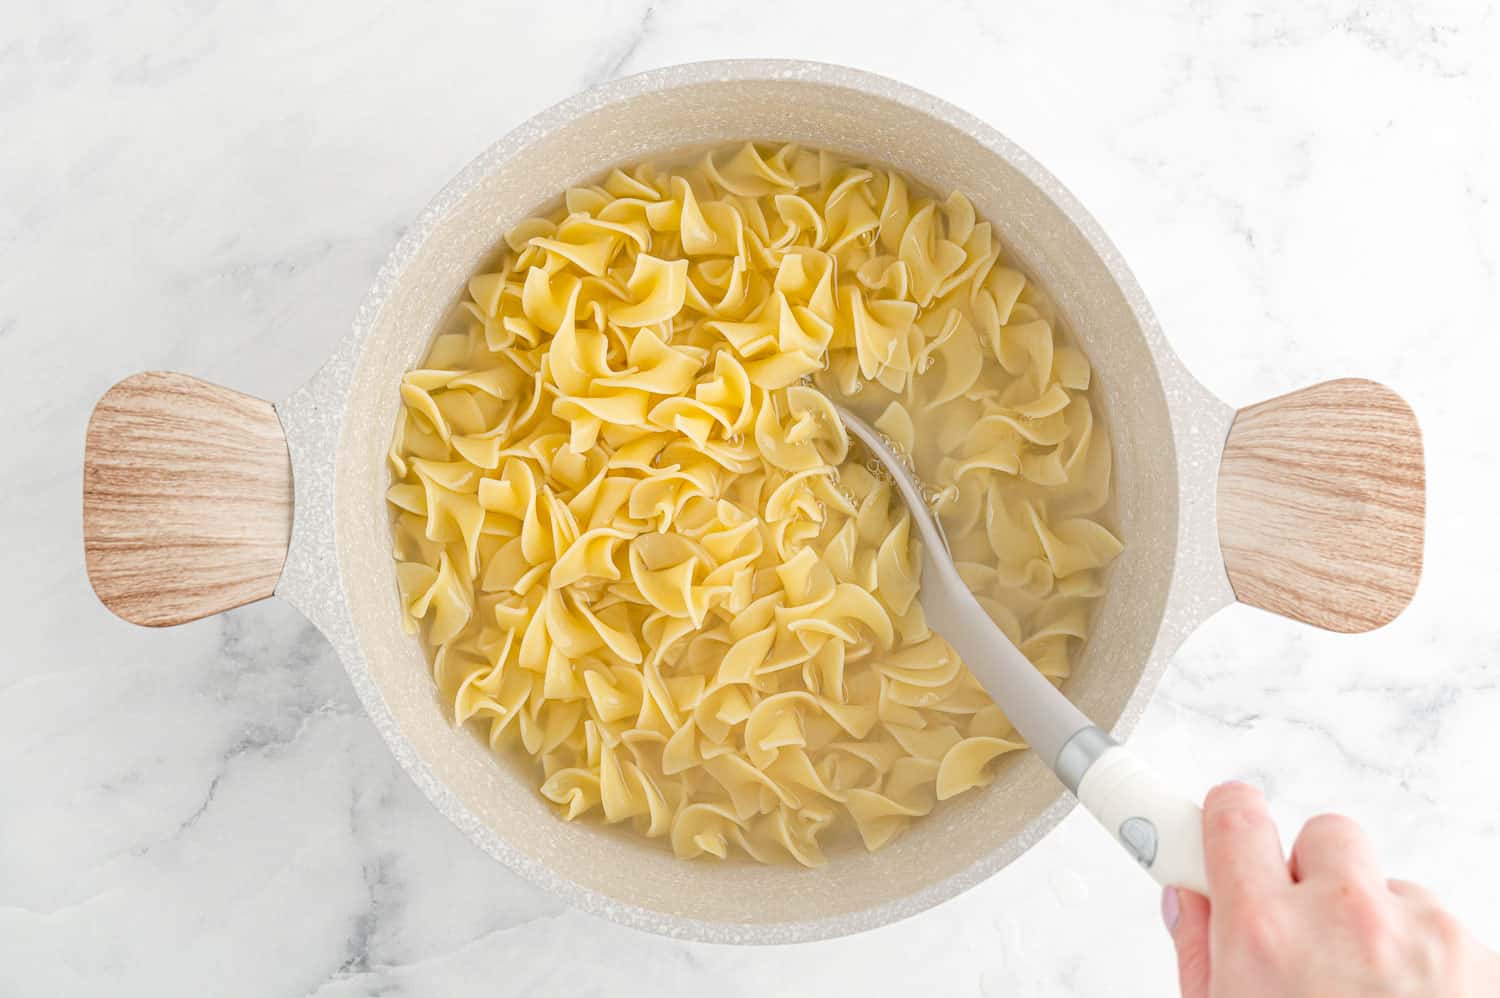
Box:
[387,143,1122,865]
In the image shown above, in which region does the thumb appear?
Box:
[1164,887,1211,998]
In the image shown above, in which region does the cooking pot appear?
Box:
[82,60,1425,943]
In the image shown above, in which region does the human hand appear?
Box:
[1164,782,1500,997]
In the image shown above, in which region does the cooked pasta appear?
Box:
[386,143,1121,865]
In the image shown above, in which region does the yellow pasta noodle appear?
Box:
[387,143,1121,865]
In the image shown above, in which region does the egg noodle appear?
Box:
[387,143,1121,865]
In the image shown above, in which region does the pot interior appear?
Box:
[331,64,1179,936]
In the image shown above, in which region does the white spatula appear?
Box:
[837,403,1210,894]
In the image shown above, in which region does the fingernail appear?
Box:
[1161,886,1180,932]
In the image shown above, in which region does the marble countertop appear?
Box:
[4,1,1498,994]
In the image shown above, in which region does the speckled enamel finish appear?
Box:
[273,60,1236,944]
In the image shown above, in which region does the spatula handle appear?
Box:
[1071,737,1210,894]
[83,371,294,626]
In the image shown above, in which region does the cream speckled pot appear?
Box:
[83,60,1425,943]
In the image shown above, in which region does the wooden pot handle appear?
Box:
[83,371,294,627]
[1216,378,1425,633]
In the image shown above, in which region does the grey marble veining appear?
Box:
[4,1,1499,995]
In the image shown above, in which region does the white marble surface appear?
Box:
[3,1,1498,994]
